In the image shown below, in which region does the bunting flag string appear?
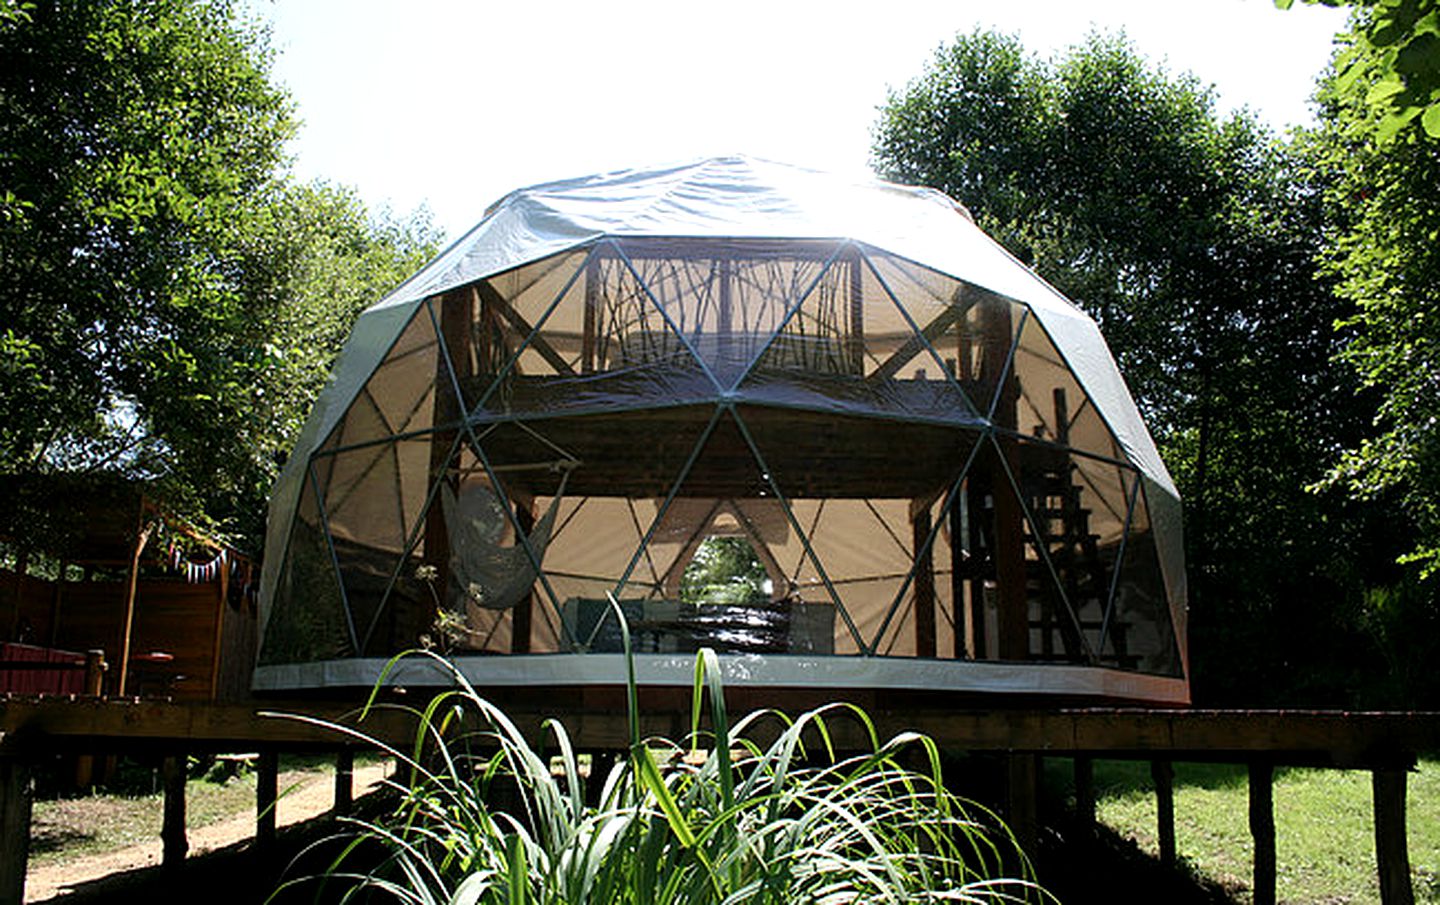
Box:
[165,541,229,584]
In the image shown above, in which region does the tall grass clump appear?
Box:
[277,601,1048,903]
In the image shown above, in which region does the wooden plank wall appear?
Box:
[0,569,58,644]
[0,569,256,702]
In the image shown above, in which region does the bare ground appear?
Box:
[26,761,393,903]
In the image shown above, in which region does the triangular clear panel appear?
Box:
[323,436,437,658]
[1108,488,1183,676]
[259,476,353,666]
[424,423,582,654]
[473,243,722,418]
[527,495,648,653]
[737,248,981,425]
[863,253,1023,421]
[476,407,719,650]
[871,490,960,660]
[613,408,819,655]
[433,251,591,415]
[1007,313,1125,462]
[613,237,839,388]
[348,304,442,444]
[736,403,981,657]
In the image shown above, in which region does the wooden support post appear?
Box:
[161,753,188,868]
[965,480,989,659]
[83,649,106,696]
[912,504,936,658]
[73,651,108,788]
[1005,753,1038,861]
[512,500,535,654]
[1374,767,1414,905]
[1249,761,1276,905]
[984,299,1026,662]
[0,757,33,905]
[209,558,229,702]
[587,751,617,808]
[582,253,599,374]
[947,492,967,659]
[1152,759,1176,869]
[116,505,155,697]
[257,750,278,856]
[334,749,354,817]
[1073,755,1095,842]
[993,449,1028,661]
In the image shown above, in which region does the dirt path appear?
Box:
[25,762,394,903]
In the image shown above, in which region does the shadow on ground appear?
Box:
[28,793,393,905]
[1038,813,1244,905]
[31,809,1246,905]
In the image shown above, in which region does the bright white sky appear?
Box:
[248,0,1350,241]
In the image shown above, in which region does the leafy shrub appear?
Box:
[279,602,1047,903]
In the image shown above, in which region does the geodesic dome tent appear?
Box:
[255,156,1188,705]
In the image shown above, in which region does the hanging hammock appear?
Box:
[441,465,572,610]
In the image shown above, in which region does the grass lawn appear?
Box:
[1065,758,1440,904]
[28,753,339,868]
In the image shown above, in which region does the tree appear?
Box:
[680,537,770,605]
[0,0,439,548]
[874,31,1401,705]
[1304,10,1440,571]
[1295,8,1440,704]
[1278,0,1440,140]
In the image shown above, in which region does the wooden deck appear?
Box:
[2,695,1437,905]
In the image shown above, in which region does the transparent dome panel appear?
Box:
[870,489,960,660]
[1007,313,1125,462]
[613,237,841,388]
[738,248,981,425]
[259,474,353,665]
[332,305,441,453]
[1108,487,1183,676]
[863,252,1025,420]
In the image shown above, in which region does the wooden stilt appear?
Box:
[257,750,278,856]
[1249,761,1276,905]
[73,650,107,787]
[587,751,617,808]
[0,757,32,905]
[1152,759,1176,869]
[1374,767,1414,905]
[161,753,188,868]
[334,749,354,817]
[1073,755,1095,842]
[1006,752,1038,861]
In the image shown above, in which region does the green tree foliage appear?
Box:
[0,0,438,547]
[874,31,1408,705]
[679,537,770,605]
[1278,0,1440,140]
[1298,10,1440,703]
[1308,12,1440,571]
